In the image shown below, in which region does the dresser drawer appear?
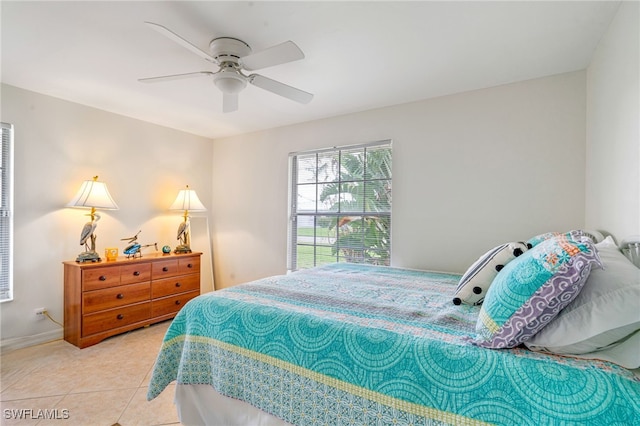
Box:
[152,259,179,279]
[178,256,200,275]
[152,291,199,318]
[83,266,121,291]
[83,282,151,314]
[152,274,200,299]
[120,263,151,285]
[82,302,151,336]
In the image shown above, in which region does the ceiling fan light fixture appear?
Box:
[213,71,247,94]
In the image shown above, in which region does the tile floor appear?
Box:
[0,321,178,425]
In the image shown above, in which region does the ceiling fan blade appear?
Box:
[145,22,216,63]
[223,92,239,113]
[138,71,214,83]
[240,41,305,71]
[249,74,313,104]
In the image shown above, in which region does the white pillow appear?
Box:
[525,236,640,368]
[566,330,640,370]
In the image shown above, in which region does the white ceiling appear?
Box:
[1,1,620,139]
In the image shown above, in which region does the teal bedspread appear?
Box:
[147,264,640,425]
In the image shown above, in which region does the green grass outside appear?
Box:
[296,226,334,238]
[296,244,335,268]
[295,226,390,268]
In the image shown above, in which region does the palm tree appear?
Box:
[318,146,391,265]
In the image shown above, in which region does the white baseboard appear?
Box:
[0,329,63,354]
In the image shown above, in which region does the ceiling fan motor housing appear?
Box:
[209,37,251,64]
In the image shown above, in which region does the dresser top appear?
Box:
[63,252,202,268]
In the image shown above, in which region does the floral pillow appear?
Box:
[472,234,602,349]
[525,237,640,368]
[526,229,584,248]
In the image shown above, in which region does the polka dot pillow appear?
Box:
[453,242,528,306]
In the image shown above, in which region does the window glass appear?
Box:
[288,141,391,270]
[1,123,14,302]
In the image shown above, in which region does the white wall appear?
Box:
[4,0,634,344]
[0,84,214,349]
[212,71,587,289]
[586,1,640,241]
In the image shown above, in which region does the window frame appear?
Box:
[1,123,14,302]
[288,140,392,271]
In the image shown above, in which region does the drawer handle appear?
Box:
[162,267,169,272]
[117,314,124,320]
[175,282,181,287]
[175,300,181,306]
[133,271,140,276]
[99,275,107,281]
[187,263,193,268]
[116,293,124,299]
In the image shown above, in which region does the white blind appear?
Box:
[1,123,14,302]
[288,140,392,270]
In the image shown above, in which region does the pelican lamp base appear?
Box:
[76,251,101,263]
[174,244,192,254]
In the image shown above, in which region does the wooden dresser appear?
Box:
[63,252,201,348]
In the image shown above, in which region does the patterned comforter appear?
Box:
[147,264,640,425]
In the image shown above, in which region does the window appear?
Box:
[288,140,392,270]
[1,123,14,302]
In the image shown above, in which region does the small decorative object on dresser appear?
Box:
[121,230,158,258]
[63,252,201,348]
[104,247,118,261]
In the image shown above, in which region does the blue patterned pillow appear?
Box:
[526,230,584,248]
[472,235,602,349]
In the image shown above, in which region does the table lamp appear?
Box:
[169,185,206,253]
[67,176,119,262]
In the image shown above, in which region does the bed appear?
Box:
[147,262,640,425]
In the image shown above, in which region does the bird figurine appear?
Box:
[174,214,192,253]
[79,213,100,250]
[176,219,189,245]
[76,212,101,262]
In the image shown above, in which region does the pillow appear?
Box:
[453,242,528,306]
[525,236,640,367]
[472,235,602,349]
[565,330,640,369]
[526,229,584,248]
[581,229,605,244]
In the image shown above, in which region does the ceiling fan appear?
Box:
[140,22,313,113]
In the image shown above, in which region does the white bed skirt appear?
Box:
[175,384,290,426]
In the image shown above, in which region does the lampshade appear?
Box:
[169,186,206,212]
[67,176,119,210]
